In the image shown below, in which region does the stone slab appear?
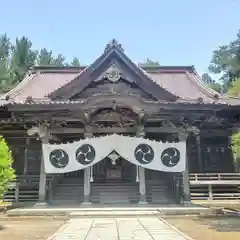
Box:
[7,206,212,218]
[47,217,192,240]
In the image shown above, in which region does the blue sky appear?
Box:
[1,0,239,76]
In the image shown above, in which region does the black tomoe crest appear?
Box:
[134,143,154,164]
[161,147,180,167]
[49,149,69,168]
[76,144,95,165]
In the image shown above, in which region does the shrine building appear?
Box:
[0,39,240,205]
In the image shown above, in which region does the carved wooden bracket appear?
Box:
[136,125,145,137]
[27,123,51,143]
[84,126,93,138]
[178,131,189,141]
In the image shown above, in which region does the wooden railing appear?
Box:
[2,173,240,203]
[190,173,240,183]
[3,174,54,203]
[189,173,240,200]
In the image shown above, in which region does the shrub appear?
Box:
[0,136,15,198]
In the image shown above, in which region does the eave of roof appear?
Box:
[1,40,239,107]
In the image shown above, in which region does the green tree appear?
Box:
[227,79,240,171]
[71,57,80,67]
[138,58,160,67]
[202,73,213,84]
[208,82,222,93]
[227,78,240,97]
[0,34,11,93]
[37,48,53,66]
[0,33,11,61]
[0,136,15,198]
[10,36,37,84]
[232,132,240,172]
[209,29,240,85]
[51,54,65,66]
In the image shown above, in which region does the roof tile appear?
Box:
[3,66,240,106]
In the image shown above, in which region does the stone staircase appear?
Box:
[91,181,139,204]
[51,177,84,205]
[146,180,175,204]
[51,177,174,205]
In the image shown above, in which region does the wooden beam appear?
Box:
[50,126,180,134]
[1,126,233,136]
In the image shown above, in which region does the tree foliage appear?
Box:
[202,73,214,84]
[232,132,240,171]
[37,48,54,66]
[10,37,38,84]
[227,79,240,171]
[208,83,222,93]
[71,57,81,67]
[201,73,222,93]
[209,29,240,85]
[0,136,15,198]
[227,78,240,97]
[0,34,11,92]
[138,58,160,67]
[0,33,82,93]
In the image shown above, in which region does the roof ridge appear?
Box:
[3,72,36,100]
[193,71,222,97]
[48,48,113,98]
[186,71,221,99]
[134,62,181,99]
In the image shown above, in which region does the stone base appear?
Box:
[138,201,148,205]
[183,200,192,206]
[34,202,48,208]
[81,201,92,205]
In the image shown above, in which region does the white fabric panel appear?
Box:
[42,134,186,173]
[113,135,186,172]
[42,137,114,173]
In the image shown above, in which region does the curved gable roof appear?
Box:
[2,40,240,106]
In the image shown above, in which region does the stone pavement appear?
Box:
[48,217,191,240]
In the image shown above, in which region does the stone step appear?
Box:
[55,189,83,193]
[69,210,161,218]
[55,192,83,195]
[7,206,213,217]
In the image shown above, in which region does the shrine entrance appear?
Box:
[91,154,139,204]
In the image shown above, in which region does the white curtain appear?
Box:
[42,134,186,173]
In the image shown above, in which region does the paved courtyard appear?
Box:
[48,217,191,240]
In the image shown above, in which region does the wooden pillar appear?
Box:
[179,132,191,204]
[138,166,147,204]
[196,135,203,172]
[27,124,49,205]
[23,138,30,174]
[38,136,48,203]
[136,126,148,204]
[82,132,93,204]
[83,167,91,204]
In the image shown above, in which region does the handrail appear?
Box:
[190,173,240,182]
[8,174,53,185]
[4,174,55,203]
